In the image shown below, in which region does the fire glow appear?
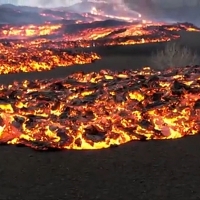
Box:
[0,3,199,150]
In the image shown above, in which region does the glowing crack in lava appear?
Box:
[0,66,199,150]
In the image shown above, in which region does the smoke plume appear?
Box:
[27,0,81,8]
[21,0,128,9]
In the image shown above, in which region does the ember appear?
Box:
[0,66,199,150]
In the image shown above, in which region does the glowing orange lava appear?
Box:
[0,21,199,74]
[0,42,100,74]
[0,66,199,150]
[0,5,199,150]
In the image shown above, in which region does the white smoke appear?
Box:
[21,0,81,8]
[10,0,142,20]
[17,0,126,8]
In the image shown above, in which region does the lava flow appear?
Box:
[0,42,100,74]
[0,21,199,74]
[0,3,199,150]
[0,66,199,150]
[0,3,200,74]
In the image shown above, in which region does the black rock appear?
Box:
[135,75,146,80]
[56,128,69,144]
[172,80,190,91]
[82,93,98,103]
[146,101,166,110]
[153,129,164,137]
[59,106,72,119]
[13,115,25,125]
[139,120,152,130]
[8,90,19,99]
[49,81,65,90]
[194,99,200,109]
[83,110,95,120]
[84,126,106,142]
[152,92,163,101]
[114,93,126,103]
[147,75,160,82]
[51,101,61,110]
[0,116,4,126]
[0,98,10,103]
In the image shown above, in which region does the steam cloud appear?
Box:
[19,0,128,8]
[27,0,81,8]
[6,0,199,25]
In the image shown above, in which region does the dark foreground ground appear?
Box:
[1,136,200,200]
[0,32,200,200]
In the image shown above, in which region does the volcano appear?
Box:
[0,3,199,150]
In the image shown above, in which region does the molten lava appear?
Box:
[0,21,199,74]
[0,66,199,150]
[0,22,199,41]
[0,5,199,150]
[0,42,100,74]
